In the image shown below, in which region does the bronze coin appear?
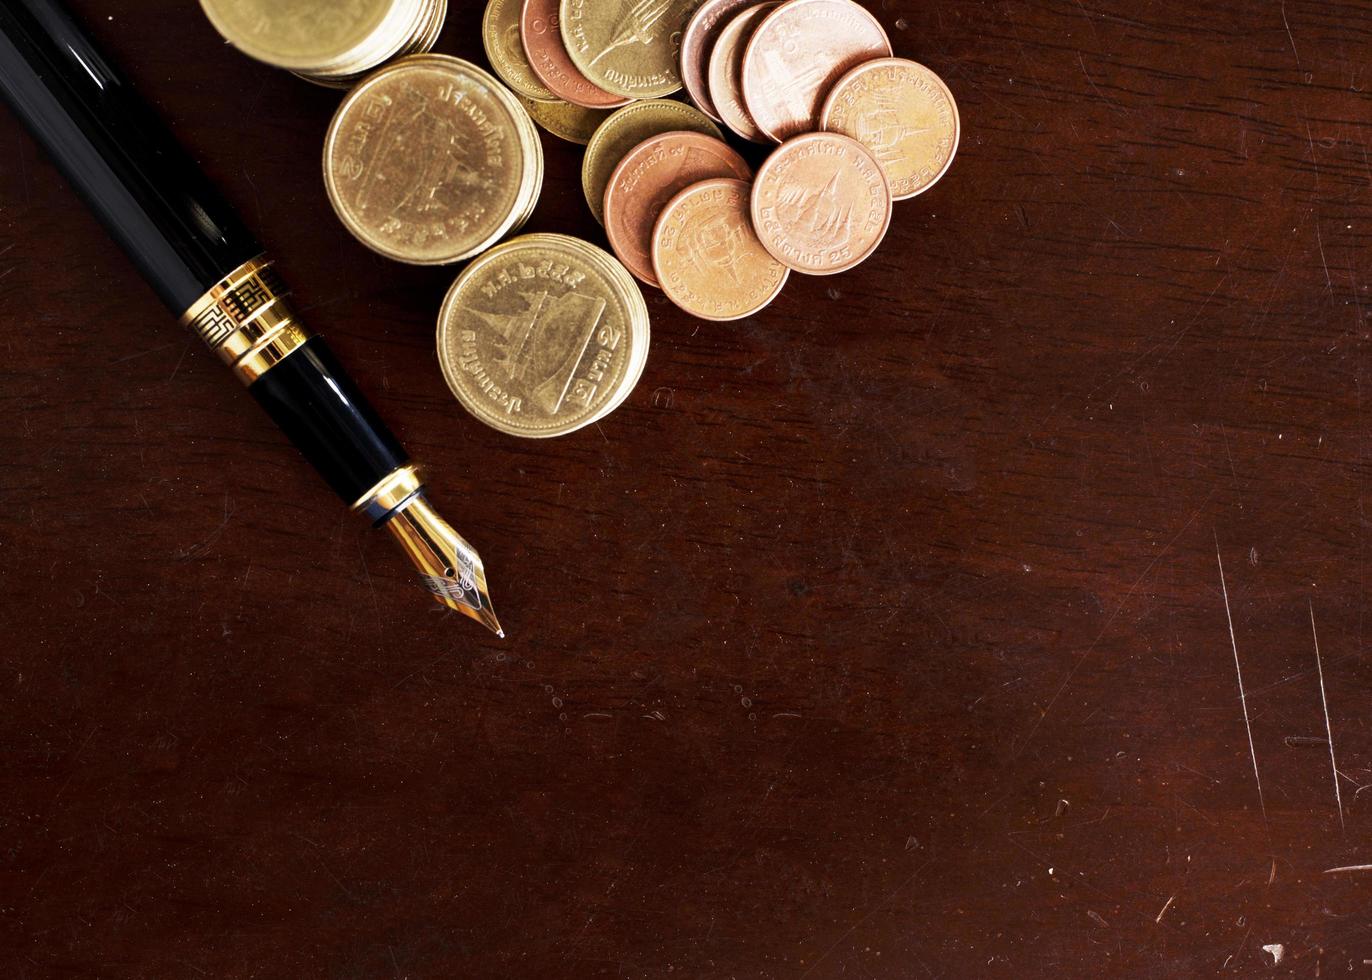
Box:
[750,131,892,275]
[604,131,752,287]
[521,0,631,109]
[741,0,891,142]
[821,57,961,200]
[706,2,779,143]
[679,0,758,121]
[653,177,789,320]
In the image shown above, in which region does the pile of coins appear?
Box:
[199,0,447,88]
[483,0,960,321]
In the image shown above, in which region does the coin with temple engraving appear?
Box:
[821,58,960,200]
[324,55,544,265]
[201,0,400,73]
[437,234,651,438]
[583,100,723,225]
[706,3,778,144]
[741,0,891,142]
[559,0,699,99]
[653,178,789,320]
[603,131,752,287]
[750,131,891,275]
[484,0,555,101]
[522,0,631,108]
[679,0,758,121]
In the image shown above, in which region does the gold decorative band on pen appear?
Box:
[352,464,423,525]
[180,255,311,384]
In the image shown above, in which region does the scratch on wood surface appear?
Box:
[1155,895,1175,923]
[1216,534,1266,824]
[1310,602,1344,832]
[1323,864,1372,874]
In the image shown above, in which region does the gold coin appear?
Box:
[653,178,789,321]
[582,100,723,225]
[297,0,446,87]
[558,0,699,99]
[201,0,405,73]
[483,0,556,101]
[821,58,960,200]
[437,234,651,438]
[519,95,614,144]
[324,55,543,265]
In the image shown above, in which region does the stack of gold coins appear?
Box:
[198,0,446,87]
[322,55,544,266]
[437,234,650,438]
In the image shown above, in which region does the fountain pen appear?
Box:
[0,0,503,635]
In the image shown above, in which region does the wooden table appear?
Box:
[2,0,1369,975]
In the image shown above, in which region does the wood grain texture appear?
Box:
[2,0,1371,976]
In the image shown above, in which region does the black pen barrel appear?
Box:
[0,0,260,313]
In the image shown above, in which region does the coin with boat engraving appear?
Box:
[484,0,555,100]
[583,100,723,225]
[522,0,630,108]
[520,95,614,144]
[559,0,697,99]
[201,0,396,72]
[707,3,778,143]
[679,0,757,121]
[324,55,543,265]
[741,0,891,142]
[604,132,752,287]
[653,178,789,320]
[821,58,960,200]
[437,234,651,438]
[750,131,891,275]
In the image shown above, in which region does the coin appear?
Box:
[582,100,723,225]
[324,55,543,265]
[653,178,789,320]
[679,0,758,121]
[706,3,778,144]
[484,0,556,101]
[521,0,631,109]
[200,0,397,72]
[750,131,891,275]
[741,0,891,142]
[297,0,446,88]
[603,132,752,287]
[821,58,960,200]
[520,95,614,144]
[437,234,650,438]
[558,0,697,100]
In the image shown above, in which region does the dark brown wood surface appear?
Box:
[3,0,1371,976]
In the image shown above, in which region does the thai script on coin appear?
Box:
[821,58,960,200]
[604,131,752,286]
[741,0,891,142]
[583,99,723,225]
[558,0,697,100]
[750,131,892,275]
[437,234,650,438]
[324,55,543,265]
[653,177,789,320]
[522,0,631,108]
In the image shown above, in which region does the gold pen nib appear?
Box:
[382,493,504,637]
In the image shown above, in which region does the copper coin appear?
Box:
[521,0,630,109]
[679,0,759,121]
[741,0,891,142]
[603,131,752,287]
[707,3,779,143]
[653,177,789,320]
[821,57,961,200]
[750,131,892,275]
